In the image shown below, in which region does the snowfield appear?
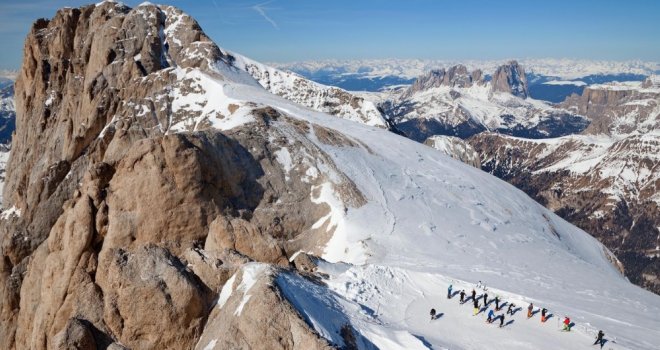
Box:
[197,61,660,349]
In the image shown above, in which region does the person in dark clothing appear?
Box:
[430,308,436,320]
[499,314,505,328]
[494,296,500,310]
[507,303,515,315]
[527,303,534,318]
[593,330,605,348]
[483,292,488,306]
[459,290,466,304]
[541,308,548,322]
[473,298,480,316]
[471,289,476,301]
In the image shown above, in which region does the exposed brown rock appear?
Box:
[96,245,210,349]
[52,318,96,350]
[490,60,528,98]
[0,2,367,349]
[196,265,333,350]
[291,252,318,273]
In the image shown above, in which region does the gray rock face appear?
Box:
[561,83,660,135]
[404,64,483,97]
[490,60,528,98]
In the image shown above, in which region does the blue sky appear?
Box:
[1,0,659,69]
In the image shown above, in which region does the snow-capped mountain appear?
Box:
[272,59,655,104]
[230,53,387,128]
[468,78,660,293]
[0,82,14,205]
[381,62,589,141]
[0,84,15,144]
[1,2,659,350]
[273,58,660,81]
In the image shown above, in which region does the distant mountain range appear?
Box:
[272,59,658,103]
[272,58,660,81]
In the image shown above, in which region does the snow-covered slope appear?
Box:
[424,135,481,168]
[209,67,660,349]
[116,5,660,346]
[229,52,388,128]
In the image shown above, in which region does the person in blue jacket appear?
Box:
[487,309,495,323]
[447,284,453,299]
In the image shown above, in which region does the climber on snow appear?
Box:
[593,330,605,348]
[527,303,534,318]
[487,309,495,323]
[459,290,466,304]
[430,308,436,320]
[541,308,548,322]
[507,303,515,315]
[473,298,480,316]
[563,316,572,331]
[447,284,453,299]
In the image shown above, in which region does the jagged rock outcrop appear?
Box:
[561,81,660,135]
[382,62,587,141]
[196,264,333,350]
[404,65,483,97]
[641,75,660,89]
[232,54,388,128]
[490,60,528,98]
[0,2,368,349]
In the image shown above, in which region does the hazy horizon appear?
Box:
[1,0,659,70]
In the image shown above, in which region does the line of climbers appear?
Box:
[429,281,608,348]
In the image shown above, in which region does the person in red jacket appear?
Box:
[563,316,571,331]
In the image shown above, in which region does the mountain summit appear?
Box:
[491,60,529,98]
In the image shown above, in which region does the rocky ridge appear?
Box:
[381,61,589,141]
[0,2,367,348]
[232,54,388,128]
[467,80,660,293]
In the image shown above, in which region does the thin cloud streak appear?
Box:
[251,1,278,29]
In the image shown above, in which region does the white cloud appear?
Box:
[251,1,278,29]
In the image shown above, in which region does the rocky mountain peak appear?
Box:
[490,60,529,98]
[642,74,660,88]
[404,64,484,96]
[0,2,369,348]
